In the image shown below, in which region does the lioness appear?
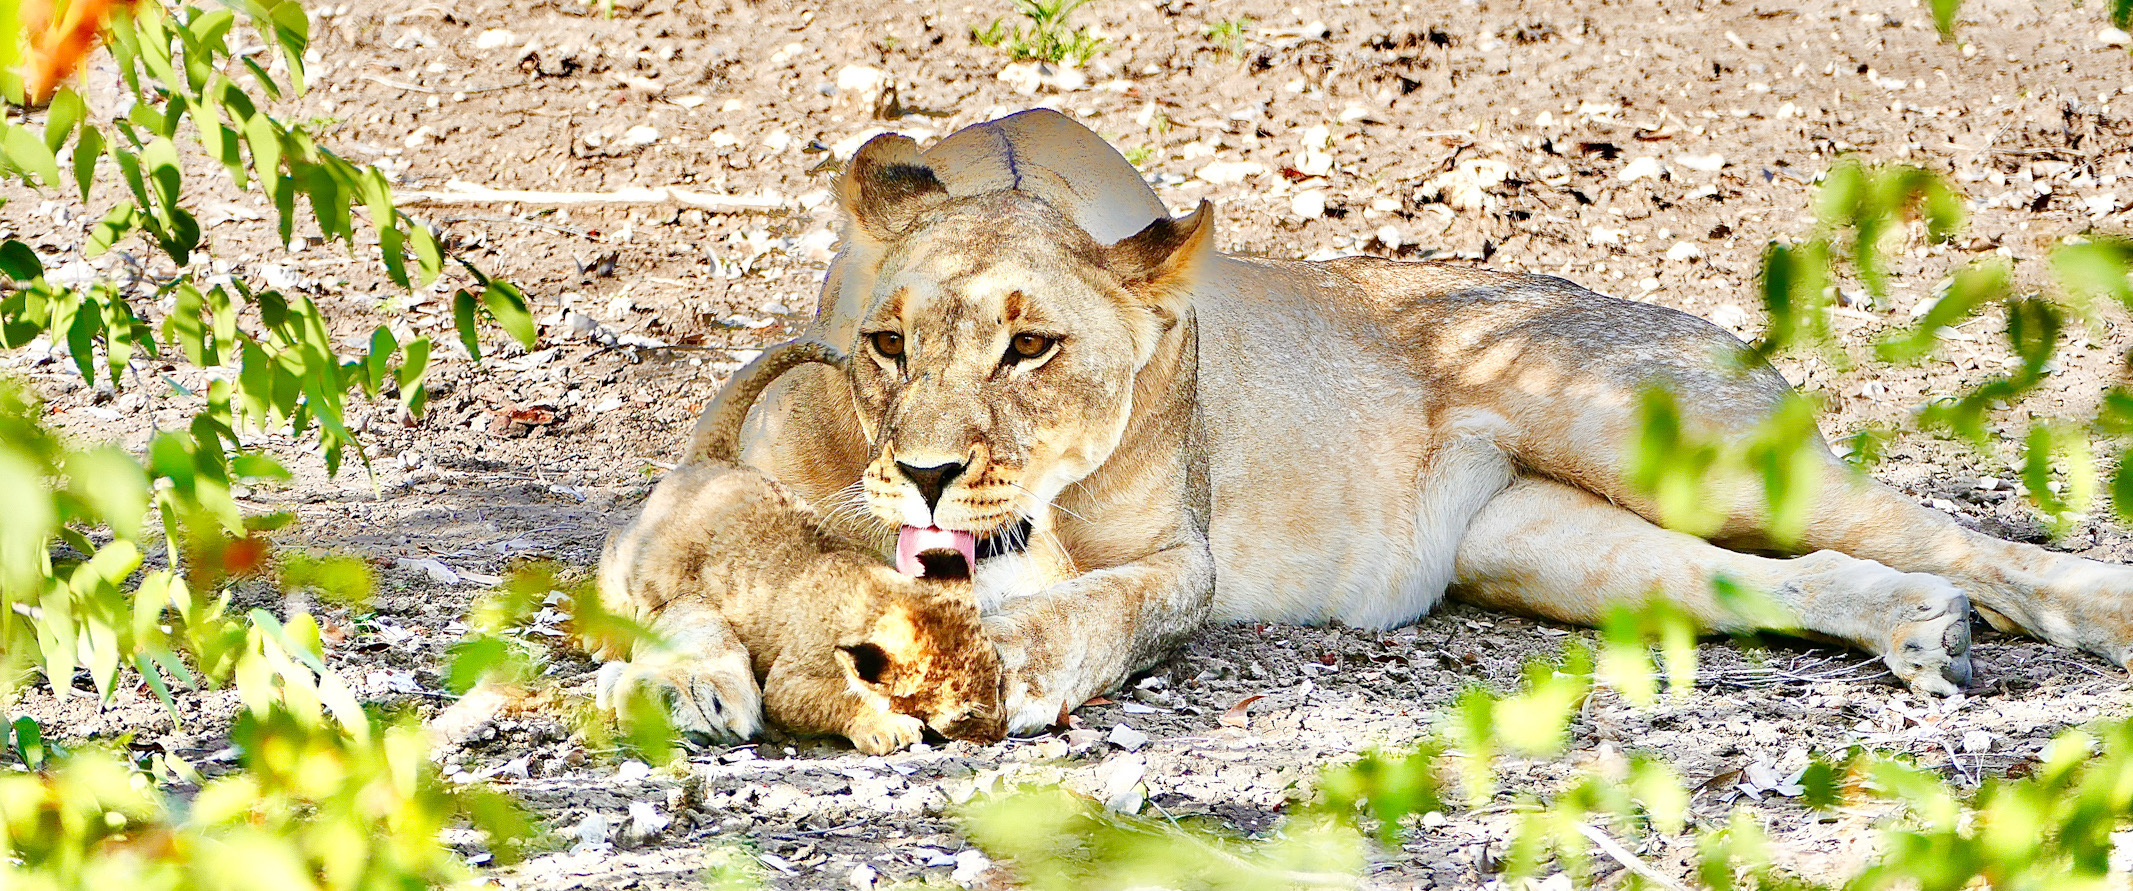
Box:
[723,109,2133,734]
[598,339,1004,753]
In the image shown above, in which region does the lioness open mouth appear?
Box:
[895,519,1034,578]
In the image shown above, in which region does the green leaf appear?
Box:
[87,204,140,257]
[71,124,104,202]
[363,326,397,397]
[64,446,151,541]
[279,552,375,607]
[2051,237,2133,309]
[0,241,44,281]
[398,337,432,398]
[2114,449,2133,523]
[243,109,282,189]
[453,290,483,361]
[409,222,444,286]
[43,90,86,152]
[2,122,62,187]
[9,716,46,769]
[481,281,538,348]
[1877,260,2008,363]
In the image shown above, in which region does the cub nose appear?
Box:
[895,460,966,512]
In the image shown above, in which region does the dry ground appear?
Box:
[8,0,2133,887]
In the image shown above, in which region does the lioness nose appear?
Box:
[896,460,966,512]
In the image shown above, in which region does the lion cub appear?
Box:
[595,339,1005,754]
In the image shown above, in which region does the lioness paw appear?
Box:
[1880,578,1974,697]
[596,655,765,744]
[845,711,925,755]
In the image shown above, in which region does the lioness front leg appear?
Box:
[1799,475,2133,667]
[985,542,1216,734]
[597,602,764,744]
[1452,477,1974,694]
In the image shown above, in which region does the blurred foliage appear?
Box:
[3,1,537,888]
[445,561,680,765]
[971,0,1105,67]
[963,785,1361,891]
[1738,155,2133,536]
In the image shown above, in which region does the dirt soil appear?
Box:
[8,0,2133,887]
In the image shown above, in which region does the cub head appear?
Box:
[836,134,1215,556]
[835,579,1005,743]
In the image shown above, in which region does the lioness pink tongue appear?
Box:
[896,525,979,577]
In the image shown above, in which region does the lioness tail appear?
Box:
[683,338,846,465]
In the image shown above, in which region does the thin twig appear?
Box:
[359,73,534,94]
[438,215,595,238]
[396,179,787,212]
[1572,822,1691,891]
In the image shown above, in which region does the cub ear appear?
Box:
[837,134,949,245]
[1106,199,1215,297]
[836,642,894,687]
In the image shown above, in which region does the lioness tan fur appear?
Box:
[722,109,2133,734]
[597,340,1004,754]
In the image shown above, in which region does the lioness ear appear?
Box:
[1106,200,1214,363]
[836,642,894,687]
[838,134,949,244]
[1107,199,1215,296]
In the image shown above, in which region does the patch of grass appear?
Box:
[1203,17,1253,58]
[1123,145,1156,167]
[972,0,1106,67]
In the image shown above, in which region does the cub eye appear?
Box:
[869,331,905,359]
[1005,333,1056,363]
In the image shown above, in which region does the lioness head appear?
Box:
[836,581,1005,742]
[834,134,1214,572]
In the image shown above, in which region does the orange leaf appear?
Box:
[1218,694,1265,728]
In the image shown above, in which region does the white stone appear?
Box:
[1375,225,1404,250]
[1107,724,1150,752]
[2101,27,2132,48]
[847,864,878,890]
[1961,729,1993,753]
[1290,189,1327,220]
[951,850,992,885]
[1619,156,1666,183]
[1194,160,1268,185]
[1420,159,1512,213]
[835,65,888,95]
[1665,241,1703,261]
[618,125,660,148]
[1675,152,1725,172]
[473,28,515,50]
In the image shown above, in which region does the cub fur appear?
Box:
[596,339,1004,754]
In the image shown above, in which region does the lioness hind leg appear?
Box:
[597,605,764,744]
[1799,474,2133,668]
[1452,477,1973,694]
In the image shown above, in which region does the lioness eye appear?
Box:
[870,331,904,359]
[1006,333,1055,363]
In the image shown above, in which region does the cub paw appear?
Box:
[596,655,764,745]
[1880,577,1974,697]
[845,711,924,755]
